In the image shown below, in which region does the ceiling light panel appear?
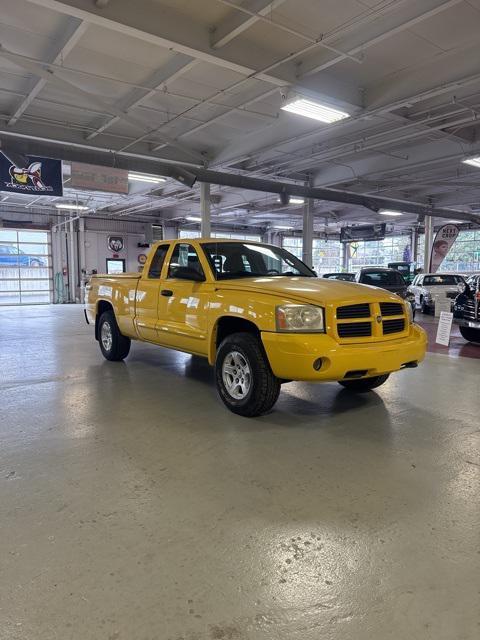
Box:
[281,98,349,123]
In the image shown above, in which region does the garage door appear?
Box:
[0,229,53,305]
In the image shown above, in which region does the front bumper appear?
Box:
[262,324,427,382]
[454,318,480,330]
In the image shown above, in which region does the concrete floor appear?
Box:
[1,305,479,640]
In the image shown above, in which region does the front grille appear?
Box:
[464,300,477,320]
[383,319,405,334]
[380,302,403,316]
[337,322,372,338]
[337,303,370,319]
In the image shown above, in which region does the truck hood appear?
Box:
[215,276,403,305]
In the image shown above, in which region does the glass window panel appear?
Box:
[0,291,21,304]
[0,267,20,278]
[0,279,20,292]
[19,266,51,279]
[20,279,51,291]
[17,242,50,255]
[18,231,48,243]
[20,291,51,304]
[0,230,18,242]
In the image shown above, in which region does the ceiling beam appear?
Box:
[211,0,288,49]
[25,0,293,86]
[297,0,463,78]
[0,45,205,162]
[85,55,198,140]
[7,18,87,126]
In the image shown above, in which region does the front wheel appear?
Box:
[338,374,390,392]
[215,332,280,417]
[98,311,131,361]
[459,326,480,344]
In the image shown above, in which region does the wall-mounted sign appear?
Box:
[340,223,386,243]
[70,162,128,194]
[138,253,148,265]
[429,224,459,273]
[107,236,124,252]
[0,153,63,196]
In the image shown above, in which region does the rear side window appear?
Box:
[148,244,169,278]
[168,243,205,278]
[361,271,405,286]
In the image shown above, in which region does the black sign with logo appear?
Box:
[0,153,63,197]
[108,236,124,252]
[340,223,386,243]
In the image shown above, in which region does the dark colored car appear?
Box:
[453,275,480,344]
[356,267,416,318]
[388,261,415,284]
[322,272,355,281]
[0,244,45,267]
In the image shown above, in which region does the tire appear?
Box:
[98,311,131,361]
[338,373,390,392]
[459,326,480,344]
[215,332,280,417]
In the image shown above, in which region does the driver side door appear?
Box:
[156,243,210,356]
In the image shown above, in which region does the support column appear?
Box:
[424,216,434,272]
[411,227,419,264]
[342,243,349,271]
[302,192,314,269]
[68,217,77,303]
[200,182,211,237]
[78,217,86,303]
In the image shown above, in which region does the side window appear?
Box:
[148,244,169,278]
[168,243,205,278]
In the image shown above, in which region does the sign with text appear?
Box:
[70,162,128,194]
[435,311,454,346]
[429,224,459,273]
[0,152,63,196]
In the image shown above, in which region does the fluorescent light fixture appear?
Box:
[281,98,349,123]
[128,172,166,184]
[277,196,304,205]
[272,225,293,230]
[462,156,480,168]
[379,209,403,217]
[186,216,201,222]
[55,203,90,211]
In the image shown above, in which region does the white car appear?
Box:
[409,273,465,314]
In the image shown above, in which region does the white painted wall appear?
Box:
[84,230,147,274]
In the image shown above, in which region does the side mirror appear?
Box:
[171,266,205,282]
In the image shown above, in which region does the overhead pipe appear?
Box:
[193,168,480,224]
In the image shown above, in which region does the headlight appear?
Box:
[406,291,415,302]
[406,301,414,324]
[457,281,466,294]
[276,304,325,332]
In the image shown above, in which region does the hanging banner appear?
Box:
[429,224,459,273]
[70,162,128,194]
[0,152,63,196]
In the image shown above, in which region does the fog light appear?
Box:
[313,358,323,371]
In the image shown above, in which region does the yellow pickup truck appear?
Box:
[85,238,427,416]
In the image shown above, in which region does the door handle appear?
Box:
[161,289,173,297]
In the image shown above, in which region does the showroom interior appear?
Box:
[1,0,479,638]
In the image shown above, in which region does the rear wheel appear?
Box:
[338,374,390,392]
[98,311,131,361]
[459,326,480,344]
[215,332,280,417]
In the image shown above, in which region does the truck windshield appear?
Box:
[201,242,316,280]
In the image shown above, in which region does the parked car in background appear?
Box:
[0,244,45,267]
[355,267,416,318]
[409,273,465,314]
[453,275,480,344]
[322,272,355,281]
[388,261,415,284]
